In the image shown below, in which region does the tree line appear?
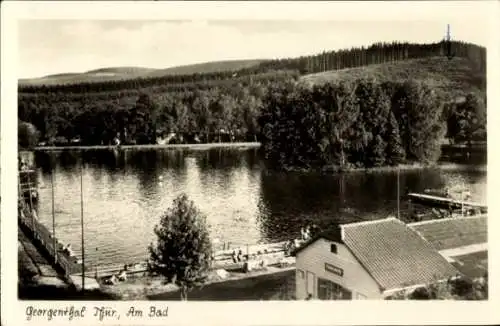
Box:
[18,71,296,146]
[18,41,486,152]
[258,79,485,170]
[18,76,486,152]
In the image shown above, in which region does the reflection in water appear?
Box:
[33,148,486,269]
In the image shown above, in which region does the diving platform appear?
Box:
[407,192,487,213]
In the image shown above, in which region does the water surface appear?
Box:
[32,148,487,269]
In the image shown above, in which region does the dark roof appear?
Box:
[294,217,459,292]
[408,215,487,251]
[342,218,458,292]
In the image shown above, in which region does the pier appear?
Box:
[90,240,295,279]
[407,192,487,213]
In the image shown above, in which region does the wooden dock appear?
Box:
[87,240,297,279]
[407,192,487,212]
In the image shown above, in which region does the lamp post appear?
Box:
[397,168,400,220]
[80,160,85,292]
[51,169,57,264]
[95,247,99,279]
[461,190,464,217]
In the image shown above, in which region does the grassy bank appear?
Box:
[149,269,295,301]
[33,142,261,152]
[99,266,296,300]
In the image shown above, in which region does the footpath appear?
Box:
[18,227,67,287]
[18,227,116,300]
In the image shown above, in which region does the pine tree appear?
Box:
[395,81,446,163]
[148,194,212,300]
[385,111,406,165]
[370,135,386,167]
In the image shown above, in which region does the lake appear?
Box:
[30,147,487,270]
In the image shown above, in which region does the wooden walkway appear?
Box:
[90,240,296,278]
[407,192,487,212]
[18,200,82,277]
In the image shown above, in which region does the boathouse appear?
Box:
[293,217,459,300]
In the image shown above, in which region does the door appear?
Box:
[306,271,315,298]
[317,277,353,300]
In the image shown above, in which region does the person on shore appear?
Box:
[105,274,117,285]
[237,250,243,262]
[284,239,295,256]
[301,225,310,241]
[63,244,74,257]
[283,241,289,255]
[311,224,319,237]
[117,270,127,282]
[19,158,28,171]
[305,225,311,241]
[31,208,38,220]
[231,250,237,263]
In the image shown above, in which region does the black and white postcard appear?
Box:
[1,1,499,325]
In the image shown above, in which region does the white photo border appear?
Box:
[2,1,500,325]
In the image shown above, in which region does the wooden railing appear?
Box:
[18,200,81,277]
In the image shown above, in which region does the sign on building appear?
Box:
[325,263,344,277]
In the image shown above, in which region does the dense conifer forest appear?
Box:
[18,40,486,169]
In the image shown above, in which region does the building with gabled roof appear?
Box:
[293,217,460,300]
[408,214,487,252]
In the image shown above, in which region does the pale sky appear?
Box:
[18,19,490,79]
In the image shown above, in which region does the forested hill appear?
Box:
[18,40,486,153]
[300,56,486,102]
[19,60,264,86]
[19,40,485,92]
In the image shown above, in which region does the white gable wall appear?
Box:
[295,238,383,300]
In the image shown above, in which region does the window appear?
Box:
[317,278,352,300]
[330,244,337,254]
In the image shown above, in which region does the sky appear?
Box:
[18,19,490,79]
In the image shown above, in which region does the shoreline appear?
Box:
[274,162,487,174]
[29,141,485,152]
[24,143,486,173]
[32,142,261,151]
